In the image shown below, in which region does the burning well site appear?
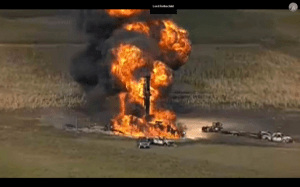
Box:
[2,8,300,177]
[70,10,191,139]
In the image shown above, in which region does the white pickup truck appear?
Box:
[259,131,293,143]
[137,138,151,149]
[149,138,177,147]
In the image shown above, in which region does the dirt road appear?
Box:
[177,107,300,147]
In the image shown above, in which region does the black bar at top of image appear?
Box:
[89,1,299,9]
[3,1,300,9]
[150,8,177,15]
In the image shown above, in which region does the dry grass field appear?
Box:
[174,46,300,110]
[0,46,84,111]
[170,10,300,110]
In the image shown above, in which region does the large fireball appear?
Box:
[105,10,191,139]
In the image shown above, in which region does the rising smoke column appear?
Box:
[70,9,191,138]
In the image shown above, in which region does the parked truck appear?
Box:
[258,131,293,143]
[137,138,151,149]
[149,138,177,147]
[202,122,223,133]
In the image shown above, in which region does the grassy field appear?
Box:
[0,10,59,18]
[0,11,84,44]
[0,46,84,111]
[170,10,300,110]
[0,10,299,111]
[0,10,299,44]
[173,10,300,44]
[174,45,300,110]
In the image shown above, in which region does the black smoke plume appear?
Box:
[70,10,185,114]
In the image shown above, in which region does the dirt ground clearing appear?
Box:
[1,109,300,177]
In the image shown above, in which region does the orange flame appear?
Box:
[105,9,144,18]
[111,44,148,105]
[123,22,150,36]
[110,43,181,139]
[159,20,192,64]
[151,61,173,88]
[123,19,192,64]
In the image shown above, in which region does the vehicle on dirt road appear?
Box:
[149,138,177,147]
[259,131,293,143]
[258,131,272,139]
[202,122,223,133]
[220,130,240,136]
[137,138,151,149]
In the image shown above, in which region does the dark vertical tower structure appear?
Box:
[144,75,151,120]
